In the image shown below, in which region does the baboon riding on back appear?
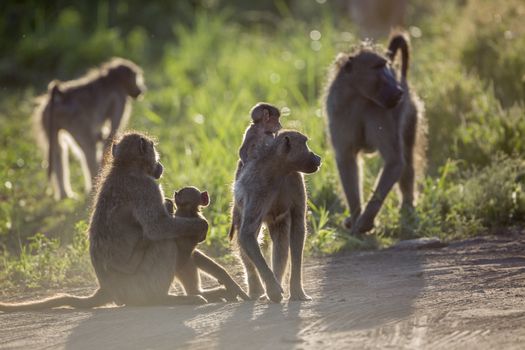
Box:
[325,32,427,235]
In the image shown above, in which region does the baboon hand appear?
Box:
[196,217,209,242]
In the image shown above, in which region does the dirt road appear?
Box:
[1,232,524,349]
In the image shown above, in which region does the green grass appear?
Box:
[1,0,525,292]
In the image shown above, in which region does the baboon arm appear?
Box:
[193,250,250,300]
[132,181,208,240]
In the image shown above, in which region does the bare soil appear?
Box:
[1,232,524,350]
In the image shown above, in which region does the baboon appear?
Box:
[229,102,282,239]
[167,186,250,302]
[324,32,426,235]
[232,130,321,303]
[0,132,247,312]
[239,102,282,166]
[33,57,146,200]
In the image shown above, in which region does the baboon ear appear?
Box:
[344,56,353,73]
[200,191,210,207]
[139,137,147,155]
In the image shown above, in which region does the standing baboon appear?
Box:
[232,130,321,302]
[0,132,248,311]
[325,32,426,235]
[229,102,282,239]
[33,57,146,199]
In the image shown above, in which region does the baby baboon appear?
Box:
[239,102,282,166]
[170,186,249,302]
[325,32,426,235]
[0,132,247,312]
[229,102,282,239]
[33,57,146,199]
[232,130,321,303]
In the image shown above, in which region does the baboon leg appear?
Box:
[399,116,417,209]
[52,134,73,199]
[108,99,129,139]
[335,150,362,229]
[268,216,290,285]
[239,248,265,300]
[193,250,250,301]
[74,132,99,191]
[238,210,283,303]
[289,205,311,301]
[354,122,403,234]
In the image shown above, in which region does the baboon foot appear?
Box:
[183,295,208,305]
[289,289,312,301]
[265,281,284,303]
[247,276,265,300]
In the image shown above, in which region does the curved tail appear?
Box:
[387,32,410,80]
[0,288,110,312]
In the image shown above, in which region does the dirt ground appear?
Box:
[1,232,524,350]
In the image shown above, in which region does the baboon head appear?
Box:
[250,102,281,133]
[174,186,210,212]
[106,58,146,99]
[340,49,403,109]
[274,130,321,174]
[111,132,163,179]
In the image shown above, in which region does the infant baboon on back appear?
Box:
[33,57,146,199]
[238,102,282,166]
[325,32,426,235]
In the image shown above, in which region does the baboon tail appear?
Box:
[0,288,110,312]
[387,32,410,80]
[46,81,60,180]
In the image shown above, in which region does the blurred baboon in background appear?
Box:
[325,32,426,236]
[32,57,145,199]
[345,0,407,38]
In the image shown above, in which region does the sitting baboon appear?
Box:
[0,132,248,311]
[324,32,426,235]
[167,186,249,302]
[32,57,146,200]
[232,130,321,303]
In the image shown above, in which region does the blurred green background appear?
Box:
[0,0,524,292]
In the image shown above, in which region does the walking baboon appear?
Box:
[33,57,146,200]
[325,32,426,235]
[0,132,247,312]
[232,130,321,302]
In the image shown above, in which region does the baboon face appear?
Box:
[174,186,210,211]
[276,131,321,174]
[112,133,163,179]
[344,51,403,109]
[109,63,145,99]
